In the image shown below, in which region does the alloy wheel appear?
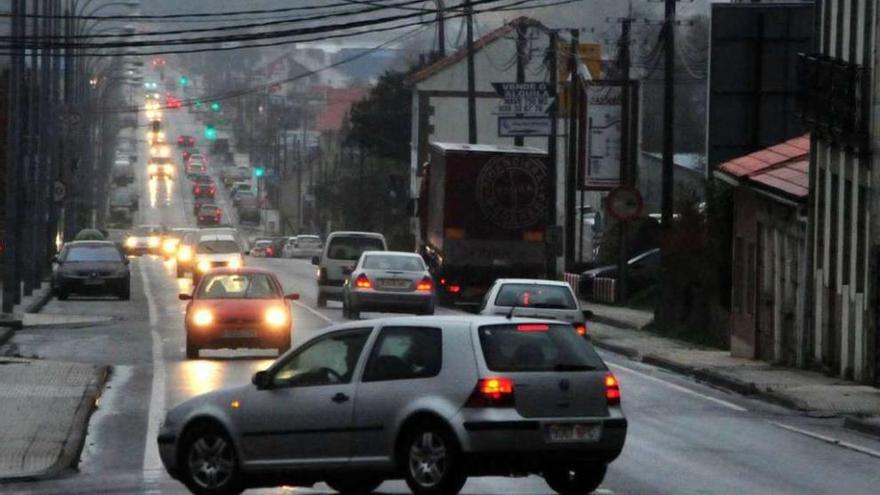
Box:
[408,431,448,488]
[187,434,235,490]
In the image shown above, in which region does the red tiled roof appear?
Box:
[314,87,367,132]
[717,135,810,200]
[407,17,545,84]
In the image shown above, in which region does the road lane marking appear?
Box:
[608,362,748,412]
[140,259,166,476]
[772,422,880,459]
[293,300,333,324]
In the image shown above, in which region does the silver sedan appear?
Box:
[157,316,627,495]
[342,251,435,319]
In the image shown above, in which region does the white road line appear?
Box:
[608,362,748,412]
[293,300,334,324]
[772,422,880,459]
[141,259,167,476]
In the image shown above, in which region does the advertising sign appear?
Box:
[583,83,623,190]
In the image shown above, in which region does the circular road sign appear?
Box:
[607,186,644,223]
[53,180,67,203]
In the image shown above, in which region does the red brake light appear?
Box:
[574,323,587,336]
[439,278,446,286]
[355,274,372,289]
[517,324,549,332]
[267,246,274,256]
[416,277,433,292]
[605,373,621,405]
[466,377,515,407]
[447,284,461,294]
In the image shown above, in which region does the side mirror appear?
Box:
[284,293,300,301]
[178,293,192,301]
[342,267,353,275]
[311,256,320,266]
[252,370,270,390]
[582,309,594,320]
[123,258,130,265]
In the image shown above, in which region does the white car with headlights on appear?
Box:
[124,224,165,256]
[192,234,245,285]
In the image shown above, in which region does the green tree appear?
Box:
[346,70,412,162]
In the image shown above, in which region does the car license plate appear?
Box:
[546,423,601,443]
[223,330,256,339]
[379,279,410,289]
[84,278,105,286]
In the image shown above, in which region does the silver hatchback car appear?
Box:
[157,316,627,495]
[480,279,591,337]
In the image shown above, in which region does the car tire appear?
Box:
[401,421,467,495]
[420,303,435,316]
[56,289,69,301]
[326,477,384,494]
[349,303,360,320]
[317,292,328,308]
[543,464,607,495]
[179,423,243,495]
[119,282,131,301]
[186,337,199,360]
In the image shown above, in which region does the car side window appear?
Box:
[363,326,442,382]
[271,329,371,388]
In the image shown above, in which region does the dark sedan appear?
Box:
[52,241,130,300]
[579,248,660,299]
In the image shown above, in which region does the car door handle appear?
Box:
[331,393,350,403]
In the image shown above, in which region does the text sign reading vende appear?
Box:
[492,82,556,116]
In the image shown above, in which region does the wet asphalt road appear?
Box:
[3,107,880,495]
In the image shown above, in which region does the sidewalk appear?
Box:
[0,282,54,332]
[584,301,880,430]
[0,357,108,481]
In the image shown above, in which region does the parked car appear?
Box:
[250,240,274,258]
[282,234,322,259]
[180,268,298,358]
[109,187,139,211]
[237,194,260,224]
[52,241,130,300]
[480,279,589,336]
[157,316,627,495]
[342,251,435,319]
[313,231,387,307]
[579,248,660,299]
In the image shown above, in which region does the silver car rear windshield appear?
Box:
[494,284,577,310]
[478,324,605,372]
[65,246,123,262]
[363,255,424,271]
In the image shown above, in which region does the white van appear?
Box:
[312,231,387,307]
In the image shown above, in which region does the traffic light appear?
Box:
[254,167,265,178]
[210,102,221,112]
[204,125,217,141]
[179,75,190,87]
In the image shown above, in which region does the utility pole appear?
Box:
[3,0,24,312]
[547,31,559,279]
[465,0,477,144]
[661,0,676,229]
[514,21,526,147]
[564,29,579,269]
[435,0,446,57]
[616,16,633,304]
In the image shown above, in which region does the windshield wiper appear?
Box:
[553,363,597,371]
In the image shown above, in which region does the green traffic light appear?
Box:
[210,102,221,112]
[204,125,217,140]
[254,167,265,178]
[179,75,189,87]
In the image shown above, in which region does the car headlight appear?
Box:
[148,236,160,248]
[125,237,136,248]
[265,307,288,327]
[178,246,192,261]
[197,260,211,273]
[163,239,178,254]
[164,165,173,174]
[192,309,214,327]
[228,257,242,269]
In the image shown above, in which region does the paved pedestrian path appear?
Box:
[0,357,107,480]
[584,300,880,432]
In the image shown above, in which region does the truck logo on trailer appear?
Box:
[476,155,547,230]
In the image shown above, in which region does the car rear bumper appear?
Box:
[186,325,290,350]
[349,291,432,311]
[452,411,627,466]
[55,276,127,294]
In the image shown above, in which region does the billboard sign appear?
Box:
[492,82,556,116]
[583,83,623,190]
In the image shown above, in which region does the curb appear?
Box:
[588,314,643,331]
[24,287,54,314]
[844,416,880,439]
[592,336,808,412]
[0,365,109,483]
[0,327,13,346]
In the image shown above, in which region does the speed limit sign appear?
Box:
[53,180,67,203]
